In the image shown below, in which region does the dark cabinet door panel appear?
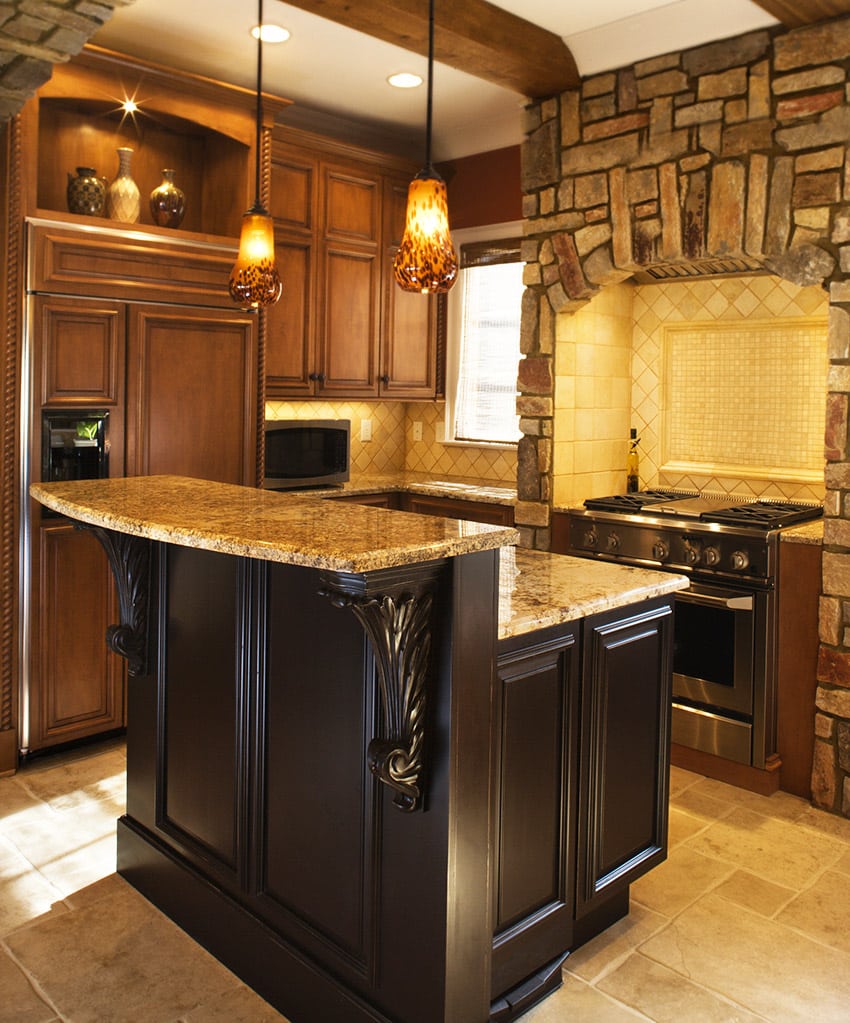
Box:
[492,627,578,998]
[257,563,378,968]
[158,546,243,878]
[576,601,673,918]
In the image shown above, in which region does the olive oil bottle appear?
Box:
[627,428,640,493]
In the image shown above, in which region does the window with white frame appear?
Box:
[444,223,524,447]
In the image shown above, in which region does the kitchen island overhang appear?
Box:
[30,476,687,1023]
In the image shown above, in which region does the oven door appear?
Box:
[671,580,765,765]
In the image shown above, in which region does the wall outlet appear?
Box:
[412,420,423,442]
[360,418,372,442]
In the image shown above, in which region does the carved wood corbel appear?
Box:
[78,525,151,677]
[320,566,442,812]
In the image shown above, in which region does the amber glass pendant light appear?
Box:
[229,0,282,310]
[393,0,458,294]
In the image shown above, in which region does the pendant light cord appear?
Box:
[425,0,434,173]
[253,0,264,211]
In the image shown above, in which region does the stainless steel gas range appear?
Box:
[565,491,822,771]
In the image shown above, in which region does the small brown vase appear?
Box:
[66,167,107,216]
[149,169,186,228]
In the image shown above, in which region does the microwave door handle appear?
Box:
[678,592,754,611]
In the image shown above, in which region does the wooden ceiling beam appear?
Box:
[281,0,580,99]
[749,0,850,28]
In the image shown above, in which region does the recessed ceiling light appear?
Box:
[388,72,423,89]
[251,24,290,43]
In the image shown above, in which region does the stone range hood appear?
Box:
[516,17,850,819]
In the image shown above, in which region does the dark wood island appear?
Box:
[30,476,688,1023]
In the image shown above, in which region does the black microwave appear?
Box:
[263,419,351,490]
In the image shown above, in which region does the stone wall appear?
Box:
[0,0,135,121]
[517,16,850,816]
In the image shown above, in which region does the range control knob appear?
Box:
[606,532,621,553]
[730,550,750,571]
[703,545,720,567]
[652,539,669,562]
[584,529,598,548]
[683,540,702,565]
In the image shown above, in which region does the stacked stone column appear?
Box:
[516,16,850,815]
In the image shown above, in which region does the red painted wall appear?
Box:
[439,145,522,230]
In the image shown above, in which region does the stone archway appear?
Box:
[516,18,850,816]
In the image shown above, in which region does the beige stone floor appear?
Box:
[2,741,850,1023]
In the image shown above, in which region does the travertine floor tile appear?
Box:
[683,806,845,889]
[640,892,850,1023]
[597,952,766,1023]
[0,835,63,936]
[667,805,708,847]
[6,883,244,1023]
[0,778,54,832]
[564,902,668,983]
[3,791,123,897]
[668,765,702,795]
[523,973,647,1022]
[712,868,796,918]
[670,784,735,824]
[15,748,126,811]
[686,778,810,823]
[180,984,290,1021]
[0,948,57,1023]
[795,804,850,844]
[776,869,850,954]
[630,844,734,917]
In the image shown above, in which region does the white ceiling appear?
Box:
[91,0,779,161]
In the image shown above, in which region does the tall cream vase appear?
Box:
[106,147,141,223]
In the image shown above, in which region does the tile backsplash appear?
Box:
[553,275,828,508]
[265,400,517,485]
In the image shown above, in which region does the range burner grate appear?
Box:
[583,490,691,512]
[702,501,823,529]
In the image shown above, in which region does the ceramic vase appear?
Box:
[66,167,107,217]
[149,169,186,228]
[106,147,140,223]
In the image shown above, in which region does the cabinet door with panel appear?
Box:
[492,626,578,1004]
[125,305,258,485]
[266,149,318,396]
[33,295,125,408]
[575,599,673,921]
[28,521,125,752]
[315,164,381,397]
[379,177,436,399]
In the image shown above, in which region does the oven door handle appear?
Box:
[678,592,753,611]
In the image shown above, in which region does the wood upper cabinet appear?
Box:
[266,131,436,400]
[34,296,125,407]
[125,304,258,485]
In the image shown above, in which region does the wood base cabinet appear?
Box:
[26,522,125,752]
[491,597,673,1019]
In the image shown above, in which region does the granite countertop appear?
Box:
[780,519,823,545]
[499,548,689,640]
[30,476,518,574]
[292,472,517,506]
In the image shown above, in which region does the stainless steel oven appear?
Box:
[566,492,819,771]
[672,579,772,767]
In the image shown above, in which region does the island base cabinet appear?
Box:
[490,597,674,1020]
[117,540,500,1023]
[575,600,673,920]
[491,627,579,1010]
